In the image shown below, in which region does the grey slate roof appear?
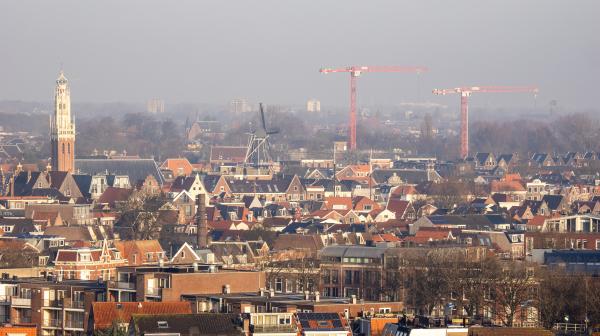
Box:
[72,174,92,198]
[75,158,164,186]
[320,245,388,259]
[426,214,510,230]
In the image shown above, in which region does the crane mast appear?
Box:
[433,86,539,159]
[321,65,428,151]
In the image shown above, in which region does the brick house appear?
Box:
[53,240,127,281]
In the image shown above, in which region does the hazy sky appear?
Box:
[1,1,598,110]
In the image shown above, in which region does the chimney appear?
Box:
[269,288,275,298]
[304,291,310,300]
[314,291,320,302]
[259,288,265,297]
[223,284,231,294]
[351,294,357,304]
[9,175,14,197]
[196,194,209,249]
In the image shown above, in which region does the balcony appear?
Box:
[43,318,61,328]
[11,297,31,307]
[111,281,136,290]
[43,299,64,308]
[145,287,162,297]
[13,317,33,325]
[251,324,298,334]
[69,301,85,309]
[65,319,84,329]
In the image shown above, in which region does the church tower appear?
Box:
[50,71,76,173]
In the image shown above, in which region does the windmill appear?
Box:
[244,103,279,167]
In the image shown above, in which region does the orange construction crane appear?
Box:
[321,65,427,151]
[432,86,539,159]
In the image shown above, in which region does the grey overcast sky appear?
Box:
[0,0,598,109]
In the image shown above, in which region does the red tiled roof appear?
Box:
[527,215,548,227]
[92,302,192,329]
[407,227,453,244]
[209,146,246,162]
[391,185,418,197]
[32,211,59,221]
[490,180,525,193]
[324,197,353,211]
[98,187,133,206]
[209,220,237,231]
[371,233,401,242]
[161,158,193,176]
[504,173,522,182]
[386,199,410,217]
[114,240,164,262]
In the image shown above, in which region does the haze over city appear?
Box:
[1,0,598,109]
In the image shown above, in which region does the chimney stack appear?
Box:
[9,174,14,197]
[196,194,208,249]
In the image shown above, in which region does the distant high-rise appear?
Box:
[229,98,252,113]
[147,98,165,113]
[50,71,75,173]
[307,99,321,112]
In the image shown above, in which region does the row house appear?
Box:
[0,278,106,336]
[72,173,130,200]
[184,290,399,320]
[525,179,552,201]
[89,301,192,334]
[167,173,210,206]
[25,203,94,226]
[107,264,265,303]
[525,232,600,254]
[53,240,127,281]
[10,171,84,200]
[0,196,54,210]
[319,245,390,301]
[541,214,600,233]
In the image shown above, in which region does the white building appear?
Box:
[147,98,165,113]
[230,98,252,113]
[306,99,321,112]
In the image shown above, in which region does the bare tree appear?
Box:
[117,192,167,240]
[491,262,536,327]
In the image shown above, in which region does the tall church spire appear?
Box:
[50,70,76,172]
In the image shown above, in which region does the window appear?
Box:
[379,308,391,314]
[275,278,283,292]
[344,270,352,285]
[596,239,600,250]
